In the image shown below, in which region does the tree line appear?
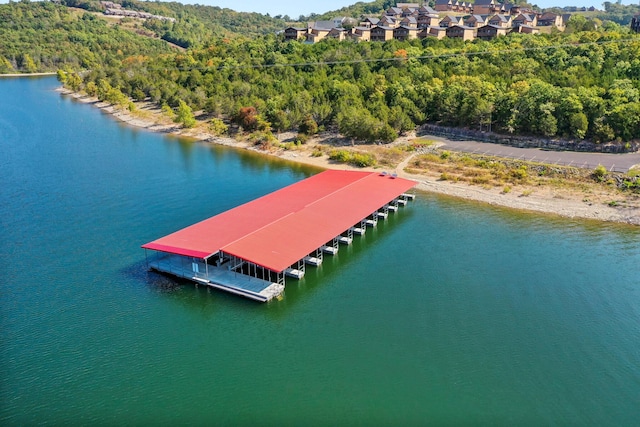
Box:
[3,1,640,144]
[71,24,640,144]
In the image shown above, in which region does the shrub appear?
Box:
[351,153,376,167]
[299,115,318,136]
[440,150,451,160]
[249,130,276,149]
[329,149,351,163]
[161,104,174,119]
[511,166,528,180]
[328,149,376,167]
[174,100,196,128]
[209,118,228,136]
[295,133,309,144]
[593,164,607,181]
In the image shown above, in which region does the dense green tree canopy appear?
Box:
[3,1,640,143]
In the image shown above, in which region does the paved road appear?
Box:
[423,134,640,172]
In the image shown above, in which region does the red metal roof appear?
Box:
[142,170,415,272]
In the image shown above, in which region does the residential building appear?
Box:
[351,26,372,41]
[477,24,508,39]
[394,25,419,40]
[440,15,464,27]
[446,25,477,41]
[418,5,439,15]
[465,14,489,28]
[400,16,418,28]
[501,2,520,15]
[537,12,562,27]
[306,27,331,43]
[359,17,380,28]
[515,25,539,34]
[385,7,403,18]
[380,15,399,28]
[434,0,453,12]
[512,13,537,27]
[326,28,348,41]
[473,0,500,15]
[488,14,512,27]
[417,13,440,28]
[284,27,307,41]
[425,25,448,39]
[370,25,395,42]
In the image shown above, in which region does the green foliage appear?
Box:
[85,81,98,97]
[0,1,173,73]
[22,53,37,73]
[174,100,196,128]
[338,107,397,143]
[300,0,391,22]
[299,115,318,135]
[161,103,174,119]
[600,2,640,25]
[6,0,640,145]
[209,118,228,136]
[329,149,377,167]
[249,130,277,149]
[593,164,607,181]
[295,133,310,144]
[511,166,528,181]
[0,54,14,73]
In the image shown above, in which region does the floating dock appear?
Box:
[142,170,416,302]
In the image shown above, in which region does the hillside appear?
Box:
[0,1,174,73]
[3,0,640,148]
[60,0,288,47]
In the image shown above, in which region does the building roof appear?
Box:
[489,14,510,22]
[419,6,438,14]
[309,20,335,29]
[143,170,415,272]
[539,12,558,20]
[466,14,487,22]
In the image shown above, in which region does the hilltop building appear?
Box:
[283,2,571,44]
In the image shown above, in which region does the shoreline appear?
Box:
[0,72,57,78]
[57,88,640,226]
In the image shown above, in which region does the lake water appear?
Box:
[1,77,639,425]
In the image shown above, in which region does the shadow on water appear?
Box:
[264,207,416,315]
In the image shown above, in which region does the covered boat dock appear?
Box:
[142,170,416,302]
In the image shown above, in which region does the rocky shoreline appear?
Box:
[58,88,640,226]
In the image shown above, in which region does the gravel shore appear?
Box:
[59,88,640,226]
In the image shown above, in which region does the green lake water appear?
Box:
[1,77,639,425]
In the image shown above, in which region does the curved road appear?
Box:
[422,134,640,172]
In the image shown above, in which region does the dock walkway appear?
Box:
[148,253,283,302]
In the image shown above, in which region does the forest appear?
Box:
[2,0,640,144]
